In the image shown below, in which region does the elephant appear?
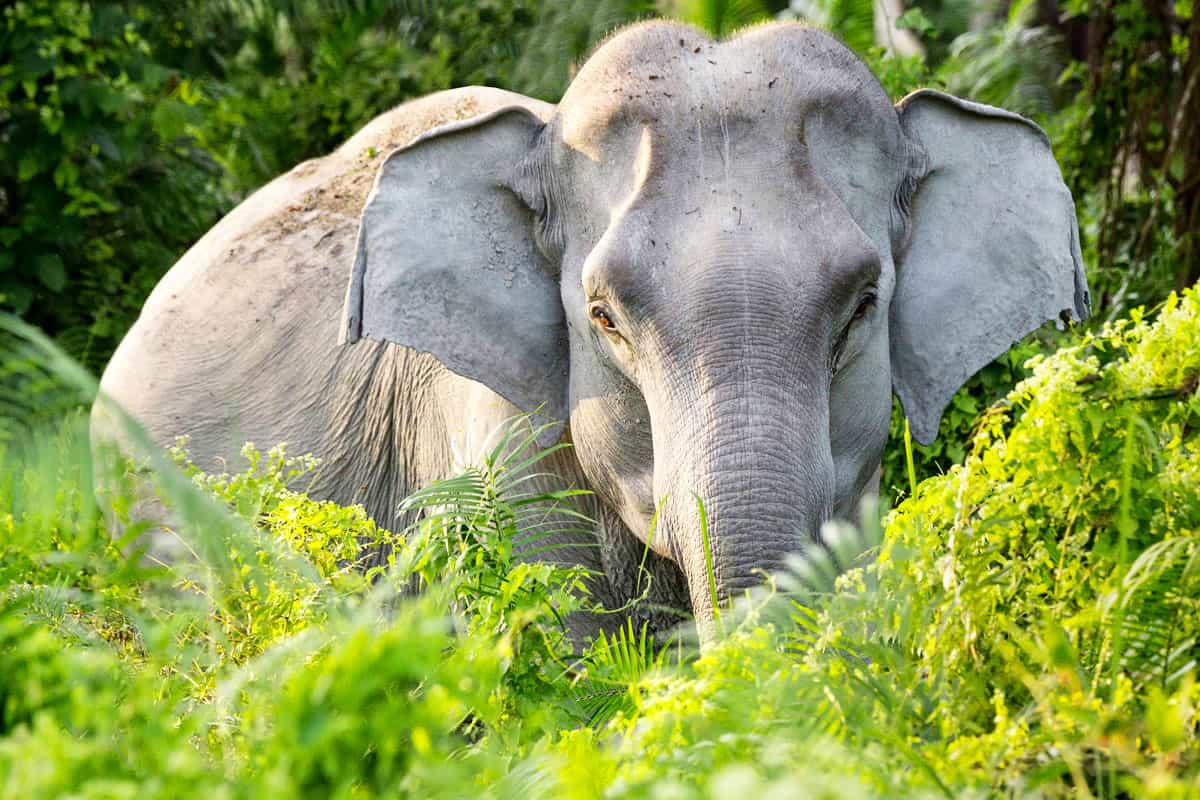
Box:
[95,20,1090,638]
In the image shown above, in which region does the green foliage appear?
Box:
[829,286,1200,793]
[881,336,1047,498]
[785,0,877,53]
[938,0,1067,117]
[165,441,395,671]
[0,0,230,370]
[6,283,1200,796]
[903,0,977,63]
[895,6,936,38]
[575,618,668,726]
[670,0,774,36]
[1052,0,1199,309]
[883,288,1200,705]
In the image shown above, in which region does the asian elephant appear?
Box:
[95,21,1090,637]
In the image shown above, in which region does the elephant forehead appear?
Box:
[557,20,899,159]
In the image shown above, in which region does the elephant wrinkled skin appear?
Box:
[96,21,1090,637]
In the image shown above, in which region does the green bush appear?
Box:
[823,285,1200,794]
[881,287,1200,715]
[881,335,1047,499]
[0,0,229,370]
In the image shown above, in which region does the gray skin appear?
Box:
[97,21,1089,636]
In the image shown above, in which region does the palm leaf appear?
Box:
[669,0,773,37]
[787,0,876,54]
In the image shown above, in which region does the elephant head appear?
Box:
[342,22,1089,624]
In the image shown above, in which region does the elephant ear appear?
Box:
[342,106,567,443]
[891,89,1090,445]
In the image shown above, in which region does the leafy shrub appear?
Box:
[0,0,230,370]
[166,441,397,671]
[881,335,1047,498]
[0,408,597,795]
[881,288,1200,710]
[835,286,1200,792]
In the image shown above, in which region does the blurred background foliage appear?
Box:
[1,0,1197,494]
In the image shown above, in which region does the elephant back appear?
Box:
[96,87,556,537]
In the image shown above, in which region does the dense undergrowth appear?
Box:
[2,287,1200,797]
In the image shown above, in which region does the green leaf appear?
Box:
[671,0,771,37]
[895,7,935,37]
[36,254,67,292]
[0,280,35,312]
[17,155,42,182]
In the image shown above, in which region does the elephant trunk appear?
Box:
[652,375,835,631]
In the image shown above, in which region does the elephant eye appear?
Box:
[851,291,877,322]
[589,303,618,333]
[832,290,878,373]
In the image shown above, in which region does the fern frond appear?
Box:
[575,617,667,727]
